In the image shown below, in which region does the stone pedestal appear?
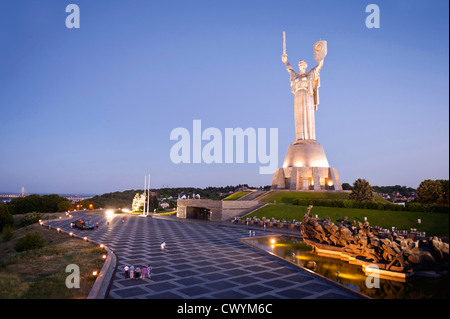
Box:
[283,139,329,168]
[271,140,342,191]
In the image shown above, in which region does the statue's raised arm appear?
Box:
[281,53,297,75]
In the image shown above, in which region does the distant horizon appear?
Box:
[0,180,426,197]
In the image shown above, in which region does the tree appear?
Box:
[57,201,74,212]
[416,179,449,205]
[437,179,449,206]
[0,205,13,231]
[8,194,42,215]
[41,194,70,212]
[349,178,374,202]
[76,199,98,210]
[342,183,352,190]
[7,194,70,214]
[148,195,159,212]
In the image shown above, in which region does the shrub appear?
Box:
[0,205,14,230]
[405,202,423,212]
[416,179,443,204]
[349,178,374,202]
[57,200,73,212]
[15,233,45,252]
[290,196,448,214]
[432,205,449,214]
[19,212,42,227]
[2,224,14,242]
[7,194,70,214]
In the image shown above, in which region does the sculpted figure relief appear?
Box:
[301,206,449,273]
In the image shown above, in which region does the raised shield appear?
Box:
[314,40,327,63]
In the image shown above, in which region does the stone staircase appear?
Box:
[237,190,270,201]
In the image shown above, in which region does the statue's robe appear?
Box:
[285,63,321,141]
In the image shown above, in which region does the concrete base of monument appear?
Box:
[272,139,343,191]
[271,166,343,191]
[284,139,330,168]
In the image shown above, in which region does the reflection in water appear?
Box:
[243,236,448,299]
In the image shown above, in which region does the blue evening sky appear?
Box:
[0,0,448,194]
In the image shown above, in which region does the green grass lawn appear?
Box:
[223,191,251,201]
[259,191,388,204]
[245,204,449,238]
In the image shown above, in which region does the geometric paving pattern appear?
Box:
[47,213,361,299]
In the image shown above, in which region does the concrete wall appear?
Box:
[176,199,260,221]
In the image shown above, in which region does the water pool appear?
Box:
[241,235,448,299]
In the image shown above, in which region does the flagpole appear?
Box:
[144,175,147,214]
[147,174,150,215]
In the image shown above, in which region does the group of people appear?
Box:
[123,241,166,280]
[124,264,152,280]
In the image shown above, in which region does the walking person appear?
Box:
[141,265,147,279]
[129,264,135,279]
[124,264,129,279]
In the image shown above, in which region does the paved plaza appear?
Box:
[47,212,362,299]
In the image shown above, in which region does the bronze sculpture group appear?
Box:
[300,206,449,273]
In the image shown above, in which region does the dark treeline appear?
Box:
[5,194,72,215]
[371,185,417,196]
[337,183,417,196]
[156,184,265,200]
[89,184,269,209]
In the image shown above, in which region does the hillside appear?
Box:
[244,204,449,238]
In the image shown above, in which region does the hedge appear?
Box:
[291,198,449,213]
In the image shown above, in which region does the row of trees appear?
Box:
[87,185,262,210]
[6,194,73,215]
[348,178,449,207]
[343,183,416,197]
[1,194,74,233]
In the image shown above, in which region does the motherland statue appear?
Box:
[281,35,327,141]
[271,33,342,191]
